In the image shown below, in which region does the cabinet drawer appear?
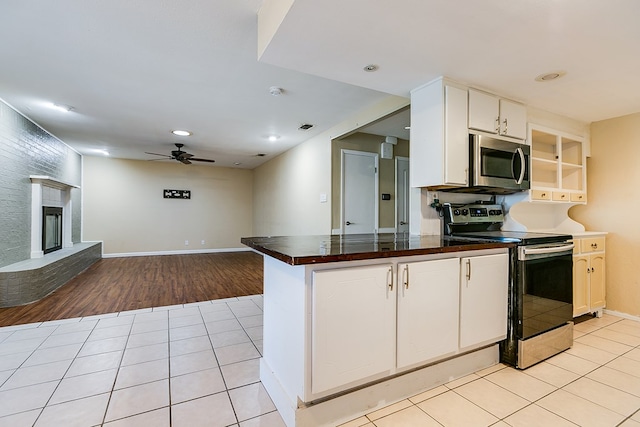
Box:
[581,237,605,253]
[531,190,552,201]
[571,193,587,203]
[552,191,570,202]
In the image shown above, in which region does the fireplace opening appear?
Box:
[42,206,63,254]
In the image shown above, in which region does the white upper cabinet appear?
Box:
[468,89,527,140]
[529,124,587,202]
[410,78,468,188]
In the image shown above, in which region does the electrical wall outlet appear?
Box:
[185,240,189,246]
[201,240,205,245]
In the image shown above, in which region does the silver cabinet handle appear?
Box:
[495,117,500,133]
[403,264,409,289]
[387,266,393,291]
[503,117,508,134]
[466,259,471,281]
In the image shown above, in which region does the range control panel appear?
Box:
[443,203,504,224]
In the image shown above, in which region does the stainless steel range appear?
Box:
[443,202,574,369]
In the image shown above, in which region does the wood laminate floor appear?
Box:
[0,251,263,327]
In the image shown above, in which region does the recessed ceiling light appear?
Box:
[47,102,73,112]
[535,71,566,82]
[171,130,192,136]
[269,86,284,96]
[268,135,280,142]
[234,162,242,166]
[363,64,379,72]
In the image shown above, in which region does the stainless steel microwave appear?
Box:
[469,132,530,193]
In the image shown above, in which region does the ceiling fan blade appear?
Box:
[179,158,192,164]
[145,152,172,158]
[190,157,216,163]
[178,152,194,159]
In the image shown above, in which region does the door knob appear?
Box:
[400,221,407,225]
[346,221,352,225]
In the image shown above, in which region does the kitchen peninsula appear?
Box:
[242,233,514,427]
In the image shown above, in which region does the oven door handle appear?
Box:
[521,243,574,256]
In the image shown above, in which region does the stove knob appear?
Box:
[453,209,461,216]
[461,209,469,216]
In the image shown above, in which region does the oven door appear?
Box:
[471,133,530,191]
[516,243,574,340]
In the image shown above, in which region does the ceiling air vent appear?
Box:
[298,123,314,131]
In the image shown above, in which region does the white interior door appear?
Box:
[395,156,410,233]
[341,150,378,234]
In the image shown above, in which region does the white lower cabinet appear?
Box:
[310,252,509,397]
[311,264,396,395]
[459,253,509,350]
[397,258,460,370]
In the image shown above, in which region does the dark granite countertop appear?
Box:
[241,233,514,265]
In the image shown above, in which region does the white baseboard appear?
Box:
[331,228,398,235]
[102,247,250,258]
[377,227,397,233]
[603,309,640,322]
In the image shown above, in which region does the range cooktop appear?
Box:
[443,202,572,245]
[451,230,573,245]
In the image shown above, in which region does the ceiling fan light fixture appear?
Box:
[171,129,192,136]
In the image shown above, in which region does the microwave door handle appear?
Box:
[513,147,525,184]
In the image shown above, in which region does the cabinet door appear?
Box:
[444,85,469,185]
[396,258,459,370]
[499,99,527,139]
[311,264,395,395]
[459,253,509,350]
[573,255,589,317]
[589,254,606,310]
[468,89,499,134]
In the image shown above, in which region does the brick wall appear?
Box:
[0,99,82,268]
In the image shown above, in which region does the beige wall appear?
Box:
[252,96,410,236]
[570,112,640,316]
[83,156,253,255]
[331,133,409,230]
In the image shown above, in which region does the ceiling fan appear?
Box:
[145,143,215,164]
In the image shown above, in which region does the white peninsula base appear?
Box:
[258,248,509,427]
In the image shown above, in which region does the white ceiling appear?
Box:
[1,1,639,169]
[260,0,640,124]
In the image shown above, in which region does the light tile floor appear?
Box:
[0,295,281,427]
[339,313,640,427]
[1,298,640,427]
